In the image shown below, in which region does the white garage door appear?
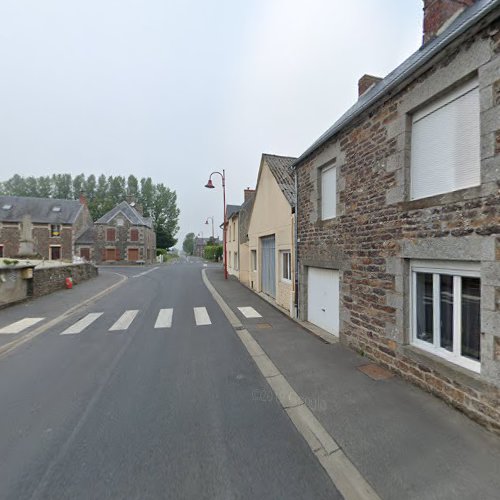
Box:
[307,267,339,336]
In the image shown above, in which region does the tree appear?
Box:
[183,233,195,255]
[72,173,85,198]
[52,174,72,199]
[38,176,53,198]
[151,184,180,250]
[127,175,139,199]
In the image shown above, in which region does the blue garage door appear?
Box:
[261,236,276,298]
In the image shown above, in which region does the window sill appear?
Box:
[401,344,486,390]
[400,184,482,210]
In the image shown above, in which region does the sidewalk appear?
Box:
[206,268,500,500]
[0,270,125,350]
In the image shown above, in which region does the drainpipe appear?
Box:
[294,169,299,320]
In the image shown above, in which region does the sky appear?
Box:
[0,0,423,244]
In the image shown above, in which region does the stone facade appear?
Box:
[296,16,500,433]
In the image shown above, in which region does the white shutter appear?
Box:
[321,166,336,219]
[410,79,480,200]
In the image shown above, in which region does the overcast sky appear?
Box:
[0,0,423,243]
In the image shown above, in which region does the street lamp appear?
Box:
[205,170,227,279]
[205,216,215,239]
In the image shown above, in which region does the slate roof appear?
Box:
[0,195,83,224]
[262,154,297,206]
[75,227,95,245]
[95,201,153,228]
[226,204,241,219]
[294,0,500,166]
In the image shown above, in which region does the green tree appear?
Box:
[72,173,85,198]
[52,174,72,199]
[139,177,155,216]
[38,176,53,197]
[183,233,195,255]
[127,175,139,199]
[151,184,180,249]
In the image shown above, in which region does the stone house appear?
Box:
[0,195,92,260]
[79,200,156,264]
[294,0,500,433]
[248,154,297,316]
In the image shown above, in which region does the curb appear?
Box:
[202,268,380,500]
[0,272,128,359]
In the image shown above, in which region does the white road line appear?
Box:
[132,267,159,278]
[194,307,212,326]
[237,307,262,319]
[109,310,139,331]
[60,313,103,335]
[154,308,173,328]
[0,317,45,334]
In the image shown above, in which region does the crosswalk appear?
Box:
[0,304,265,337]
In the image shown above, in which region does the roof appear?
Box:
[95,200,153,228]
[226,204,241,220]
[75,227,94,245]
[262,154,296,206]
[0,195,83,224]
[294,0,500,166]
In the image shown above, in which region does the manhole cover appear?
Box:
[358,363,394,381]
[256,323,273,329]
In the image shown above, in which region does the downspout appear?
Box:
[294,168,299,320]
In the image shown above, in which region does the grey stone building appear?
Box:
[77,200,156,264]
[294,0,500,433]
[0,195,92,260]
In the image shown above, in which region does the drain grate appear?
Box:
[358,363,394,381]
[256,323,273,329]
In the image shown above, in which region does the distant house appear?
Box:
[247,154,296,315]
[226,204,241,277]
[77,200,156,264]
[194,236,221,257]
[0,194,92,260]
[237,189,256,286]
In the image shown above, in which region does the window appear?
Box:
[50,246,61,260]
[234,252,238,271]
[0,245,3,257]
[2,204,12,210]
[321,166,336,220]
[130,229,139,241]
[233,222,236,241]
[251,250,257,271]
[228,251,232,268]
[228,226,231,242]
[106,228,116,241]
[410,78,480,200]
[51,206,61,212]
[116,218,124,226]
[50,224,61,237]
[281,251,292,281]
[411,261,481,372]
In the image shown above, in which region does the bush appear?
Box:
[204,245,223,261]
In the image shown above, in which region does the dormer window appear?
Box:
[52,206,61,212]
[2,204,12,210]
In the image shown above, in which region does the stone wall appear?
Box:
[32,263,98,298]
[296,21,500,434]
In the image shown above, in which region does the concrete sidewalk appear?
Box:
[206,268,500,500]
[0,270,126,349]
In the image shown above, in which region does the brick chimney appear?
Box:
[358,74,383,98]
[423,0,476,44]
[244,188,255,201]
[79,191,88,207]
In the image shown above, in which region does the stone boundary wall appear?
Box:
[32,263,98,298]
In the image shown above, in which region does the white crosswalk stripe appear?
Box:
[194,307,211,326]
[237,307,262,319]
[60,313,103,335]
[154,309,173,328]
[109,310,139,331]
[0,317,45,334]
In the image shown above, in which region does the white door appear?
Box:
[307,267,339,336]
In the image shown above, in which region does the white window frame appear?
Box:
[410,260,481,373]
[321,165,337,220]
[281,251,292,282]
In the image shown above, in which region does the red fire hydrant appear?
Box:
[65,277,73,289]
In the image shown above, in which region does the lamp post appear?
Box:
[205,216,215,239]
[205,170,227,279]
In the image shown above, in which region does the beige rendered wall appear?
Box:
[226,215,239,279]
[247,162,294,314]
[239,241,250,286]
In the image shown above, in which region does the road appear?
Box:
[0,257,341,499]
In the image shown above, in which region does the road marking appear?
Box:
[237,306,262,319]
[132,266,159,278]
[194,307,211,326]
[154,308,173,328]
[60,313,103,335]
[109,310,139,331]
[0,317,45,334]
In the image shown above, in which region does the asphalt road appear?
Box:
[0,257,341,500]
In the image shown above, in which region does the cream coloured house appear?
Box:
[225,204,240,278]
[247,154,296,316]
